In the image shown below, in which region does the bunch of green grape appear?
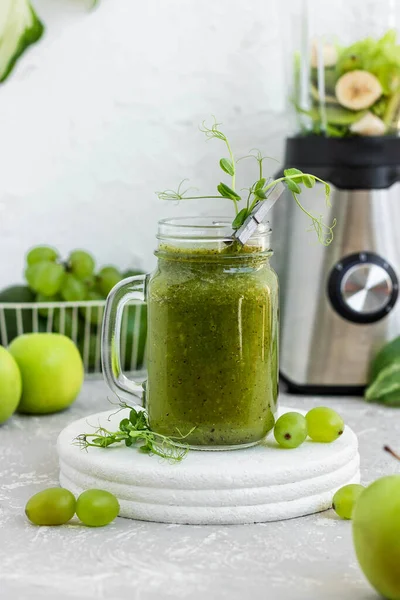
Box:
[273,406,345,449]
[22,245,146,372]
[24,245,128,302]
[25,487,120,527]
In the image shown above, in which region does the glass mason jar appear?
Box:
[287,0,400,137]
[102,217,279,450]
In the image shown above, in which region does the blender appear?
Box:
[273,0,400,394]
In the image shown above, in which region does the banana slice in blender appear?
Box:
[350,112,386,136]
[335,70,382,110]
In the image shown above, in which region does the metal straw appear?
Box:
[233,180,286,246]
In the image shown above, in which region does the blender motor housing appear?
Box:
[272,137,400,394]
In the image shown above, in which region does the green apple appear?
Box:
[353,475,400,600]
[0,346,22,423]
[9,333,84,414]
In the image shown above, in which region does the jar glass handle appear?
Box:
[101,274,149,405]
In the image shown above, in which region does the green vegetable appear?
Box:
[157,118,336,246]
[273,412,308,449]
[323,106,368,125]
[369,336,400,382]
[297,104,367,126]
[311,68,337,92]
[0,0,44,83]
[383,90,400,128]
[305,407,345,443]
[332,484,365,520]
[75,405,194,461]
[75,489,119,527]
[336,30,400,95]
[25,488,76,526]
[365,362,400,406]
[296,30,400,137]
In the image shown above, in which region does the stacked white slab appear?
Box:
[58,407,360,525]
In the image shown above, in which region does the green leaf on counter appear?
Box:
[365,362,400,406]
[369,336,400,382]
[0,0,44,84]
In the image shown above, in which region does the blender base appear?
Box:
[280,373,366,397]
[57,406,360,525]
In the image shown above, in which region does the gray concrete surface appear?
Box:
[1,379,398,600]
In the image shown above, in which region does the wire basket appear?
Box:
[0,300,147,377]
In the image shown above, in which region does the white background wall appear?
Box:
[0,0,291,288]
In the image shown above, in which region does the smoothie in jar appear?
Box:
[146,219,279,449]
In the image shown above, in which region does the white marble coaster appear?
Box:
[58,406,360,525]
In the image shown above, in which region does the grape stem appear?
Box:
[384,445,400,461]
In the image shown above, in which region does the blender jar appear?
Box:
[287,0,400,137]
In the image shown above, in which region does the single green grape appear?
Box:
[332,484,365,519]
[26,246,59,266]
[36,292,61,317]
[25,487,76,526]
[76,489,120,527]
[274,412,308,449]
[97,266,122,297]
[80,289,104,325]
[306,407,345,443]
[69,250,95,281]
[61,273,87,301]
[25,262,65,297]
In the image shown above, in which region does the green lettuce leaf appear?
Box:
[0,0,44,83]
[365,361,400,406]
[369,336,400,382]
[336,29,400,95]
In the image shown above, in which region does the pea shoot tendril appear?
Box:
[156,117,336,246]
[75,402,195,462]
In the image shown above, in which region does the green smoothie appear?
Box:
[146,244,279,448]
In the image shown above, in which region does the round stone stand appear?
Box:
[58,406,360,525]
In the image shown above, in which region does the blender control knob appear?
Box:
[327,252,399,324]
